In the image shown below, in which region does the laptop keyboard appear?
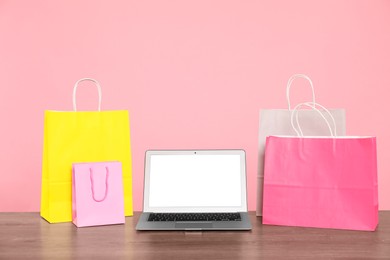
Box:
[148,213,241,222]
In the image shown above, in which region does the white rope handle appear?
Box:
[286,74,316,111]
[73,78,102,111]
[291,102,337,137]
[295,102,338,137]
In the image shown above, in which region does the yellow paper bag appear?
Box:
[41,78,133,223]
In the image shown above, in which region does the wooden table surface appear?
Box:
[1,212,390,259]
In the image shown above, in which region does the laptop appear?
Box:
[136,150,252,231]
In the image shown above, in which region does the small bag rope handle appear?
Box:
[90,167,109,202]
[291,102,337,137]
[73,78,102,111]
[286,74,316,111]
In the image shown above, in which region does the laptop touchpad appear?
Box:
[175,223,213,229]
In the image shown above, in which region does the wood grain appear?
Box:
[1,212,390,259]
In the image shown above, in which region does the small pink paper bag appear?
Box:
[72,162,125,227]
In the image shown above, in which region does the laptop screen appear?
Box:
[144,150,247,213]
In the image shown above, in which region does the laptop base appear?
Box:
[136,212,252,231]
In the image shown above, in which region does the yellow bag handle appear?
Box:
[73,78,102,111]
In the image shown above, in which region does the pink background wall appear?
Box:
[1,1,389,212]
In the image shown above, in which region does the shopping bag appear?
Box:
[256,74,346,216]
[41,78,133,223]
[262,102,378,231]
[72,162,125,227]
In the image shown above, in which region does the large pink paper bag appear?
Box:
[72,162,125,227]
[262,105,378,231]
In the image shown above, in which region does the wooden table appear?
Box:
[1,212,390,259]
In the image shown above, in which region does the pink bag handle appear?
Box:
[90,167,109,202]
[291,102,337,137]
[286,74,316,111]
[73,78,102,111]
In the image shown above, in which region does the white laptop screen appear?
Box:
[144,151,247,212]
